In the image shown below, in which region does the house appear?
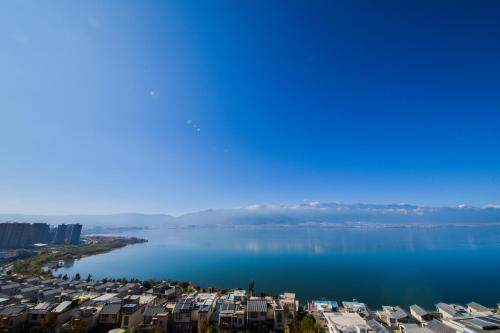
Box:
[91,293,120,305]
[0,283,20,296]
[99,303,122,326]
[0,305,28,332]
[150,311,172,333]
[426,320,456,333]
[379,306,410,329]
[228,290,247,304]
[218,300,245,331]
[40,279,59,287]
[93,282,120,294]
[193,293,218,331]
[28,302,55,327]
[323,312,373,333]
[410,305,433,323]
[19,286,41,302]
[0,297,10,308]
[173,295,195,333]
[247,298,273,332]
[148,282,180,300]
[274,293,299,332]
[38,288,63,302]
[50,300,80,331]
[142,303,166,326]
[24,278,41,285]
[116,283,141,297]
[343,301,370,317]
[435,303,470,319]
[72,305,102,332]
[310,300,339,313]
[403,326,436,333]
[366,319,394,333]
[439,315,500,333]
[121,303,144,333]
[466,302,492,315]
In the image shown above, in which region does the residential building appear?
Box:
[121,303,144,333]
[142,303,166,326]
[403,326,436,333]
[367,319,394,333]
[440,315,500,333]
[410,305,433,323]
[379,306,411,329]
[323,312,373,333]
[0,305,28,332]
[310,300,339,313]
[343,301,370,317]
[0,222,50,248]
[150,311,172,333]
[100,303,122,326]
[38,288,63,302]
[435,303,470,319]
[467,302,492,315]
[173,295,195,333]
[247,298,273,332]
[0,284,20,297]
[274,293,299,332]
[219,300,245,331]
[193,293,218,332]
[28,302,55,327]
[426,319,456,333]
[50,300,80,331]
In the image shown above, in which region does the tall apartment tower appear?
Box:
[68,224,82,245]
[53,224,68,244]
[0,222,51,248]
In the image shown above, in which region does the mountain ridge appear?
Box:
[0,202,499,228]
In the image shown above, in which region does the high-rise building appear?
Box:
[67,224,82,245]
[31,223,50,243]
[53,224,68,244]
[0,222,51,248]
[0,222,82,248]
[53,223,82,245]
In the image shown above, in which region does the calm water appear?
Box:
[56,226,500,308]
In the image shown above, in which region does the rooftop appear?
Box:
[410,304,429,317]
[247,299,268,313]
[427,319,456,333]
[324,312,371,333]
[101,303,121,315]
[467,302,491,313]
[0,305,27,316]
[174,296,195,313]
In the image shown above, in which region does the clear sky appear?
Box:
[1,1,499,215]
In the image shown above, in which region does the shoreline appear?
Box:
[8,236,147,276]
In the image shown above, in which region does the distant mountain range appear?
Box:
[1,202,499,229]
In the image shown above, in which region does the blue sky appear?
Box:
[1,1,499,214]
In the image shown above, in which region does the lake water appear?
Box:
[56,226,500,309]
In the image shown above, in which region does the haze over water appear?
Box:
[56,226,500,308]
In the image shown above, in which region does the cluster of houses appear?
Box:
[0,273,299,333]
[0,272,499,333]
[308,299,500,333]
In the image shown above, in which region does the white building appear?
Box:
[323,312,374,333]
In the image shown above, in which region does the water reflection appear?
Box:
[56,226,500,308]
